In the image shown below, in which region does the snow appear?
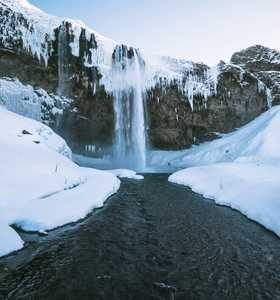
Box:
[15,167,120,232]
[0,107,120,257]
[0,225,23,257]
[1,0,273,113]
[0,77,72,124]
[169,106,280,237]
[168,106,280,168]
[2,0,272,113]
[0,0,59,65]
[143,55,220,110]
[0,0,221,110]
[232,45,280,66]
[0,0,115,65]
[108,169,144,180]
[0,78,41,121]
[73,155,144,180]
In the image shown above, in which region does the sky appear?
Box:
[29,0,280,66]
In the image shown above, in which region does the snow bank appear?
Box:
[15,168,120,232]
[0,107,120,257]
[170,163,280,236]
[108,169,144,180]
[169,106,280,237]
[169,106,280,168]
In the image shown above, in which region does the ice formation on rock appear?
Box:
[0,77,72,124]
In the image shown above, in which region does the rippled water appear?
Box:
[1,174,280,299]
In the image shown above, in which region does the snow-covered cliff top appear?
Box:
[169,105,280,238]
[0,0,115,64]
[231,45,280,69]
[2,0,43,14]
[0,0,218,97]
[0,0,274,108]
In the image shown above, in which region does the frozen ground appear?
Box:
[0,107,120,257]
[107,169,144,180]
[169,106,280,237]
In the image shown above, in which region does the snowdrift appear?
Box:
[0,107,120,257]
[169,106,280,237]
[169,105,280,168]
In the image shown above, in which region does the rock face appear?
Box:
[147,62,268,149]
[0,0,276,155]
[0,0,115,153]
[231,45,280,105]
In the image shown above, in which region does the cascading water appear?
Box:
[57,22,69,96]
[112,46,147,171]
[131,51,146,169]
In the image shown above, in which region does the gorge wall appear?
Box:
[0,0,278,165]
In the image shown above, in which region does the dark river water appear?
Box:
[1,174,280,300]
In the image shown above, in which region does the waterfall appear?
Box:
[57,23,69,96]
[112,46,147,171]
[131,52,146,169]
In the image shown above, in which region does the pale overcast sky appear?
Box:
[29,0,280,65]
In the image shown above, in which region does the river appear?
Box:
[1,174,280,299]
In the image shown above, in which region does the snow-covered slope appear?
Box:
[169,106,280,237]
[168,106,280,168]
[0,106,120,257]
[0,0,114,65]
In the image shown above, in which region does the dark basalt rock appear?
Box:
[231,45,280,105]
[146,62,268,149]
[146,84,193,149]
[0,9,115,153]
[22,129,32,135]
[231,45,280,72]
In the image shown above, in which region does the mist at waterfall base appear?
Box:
[73,151,183,173]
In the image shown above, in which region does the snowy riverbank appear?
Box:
[169,106,280,237]
[0,107,120,257]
